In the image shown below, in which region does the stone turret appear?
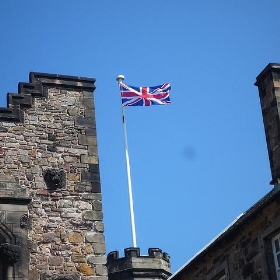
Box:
[107,247,171,280]
[255,63,280,186]
[0,72,106,280]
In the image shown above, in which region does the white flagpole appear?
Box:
[116,75,137,248]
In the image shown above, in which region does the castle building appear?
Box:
[0,72,171,280]
[1,63,276,280]
[168,63,280,280]
[0,73,106,280]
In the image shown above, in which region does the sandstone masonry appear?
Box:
[0,73,106,280]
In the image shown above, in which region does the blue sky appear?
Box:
[1,0,280,273]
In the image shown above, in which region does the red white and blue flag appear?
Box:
[120,83,171,107]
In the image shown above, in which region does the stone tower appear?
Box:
[255,63,280,186]
[107,247,171,280]
[0,73,106,280]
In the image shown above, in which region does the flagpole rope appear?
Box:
[116,75,137,248]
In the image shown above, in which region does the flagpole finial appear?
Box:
[116,75,125,83]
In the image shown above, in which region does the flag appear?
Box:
[120,82,171,106]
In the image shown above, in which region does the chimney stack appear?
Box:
[255,63,280,185]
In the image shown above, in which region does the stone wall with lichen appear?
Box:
[0,73,107,280]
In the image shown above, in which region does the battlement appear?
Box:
[0,72,96,122]
[255,63,280,87]
[108,247,170,262]
[107,247,171,280]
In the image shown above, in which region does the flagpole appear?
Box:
[116,75,137,248]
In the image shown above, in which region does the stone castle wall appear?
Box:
[0,73,107,280]
[174,191,280,280]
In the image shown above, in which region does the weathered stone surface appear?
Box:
[93,243,106,254]
[85,233,105,244]
[87,255,106,265]
[78,135,97,146]
[71,254,87,263]
[92,200,102,211]
[75,117,95,127]
[77,263,94,275]
[67,173,80,181]
[49,256,64,266]
[81,172,100,182]
[42,233,61,243]
[95,264,108,276]
[95,221,104,232]
[0,73,106,278]
[73,200,92,210]
[81,155,98,164]
[83,210,103,221]
[68,232,84,243]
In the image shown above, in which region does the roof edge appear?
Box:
[169,188,280,280]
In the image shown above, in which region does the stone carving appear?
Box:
[43,169,66,190]
[20,214,31,229]
[0,243,21,264]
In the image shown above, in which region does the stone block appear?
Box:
[95,264,108,276]
[86,277,107,280]
[82,99,95,109]
[92,200,102,211]
[73,201,92,210]
[88,146,98,156]
[28,269,40,280]
[85,109,95,118]
[83,193,102,200]
[81,171,100,182]
[61,209,81,218]
[78,135,97,146]
[0,174,16,182]
[57,199,73,208]
[83,210,103,221]
[48,256,63,266]
[67,173,80,181]
[87,255,106,265]
[75,117,95,127]
[61,97,76,106]
[85,128,97,136]
[81,155,98,164]
[42,232,61,243]
[41,272,80,280]
[85,243,94,254]
[91,182,101,193]
[95,221,104,233]
[64,155,79,163]
[20,154,30,163]
[71,254,87,263]
[6,211,25,224]
[77,263,94,276]
[89,164,100,173]
[83,91,94,98]
[68,232,84,243]
[93,243,106,255]
[85,232,105,244]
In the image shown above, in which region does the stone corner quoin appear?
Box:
[0,72,107,279]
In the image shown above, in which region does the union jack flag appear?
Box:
[120,82,171,106]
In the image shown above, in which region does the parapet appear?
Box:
[0,72,96,122]
[107,247,171,280]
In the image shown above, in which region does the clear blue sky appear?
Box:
[1,0,280,273]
